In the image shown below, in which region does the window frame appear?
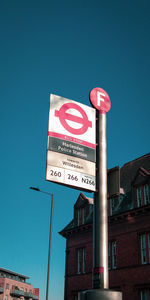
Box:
[77,248,86,274]
[108,240,117,270]
[136,184,150,207]
[140,288,150,300]
[141,234,147,264]
[144,184,150,205]
[140,233,150,264]
[77,207,86,226]
[112,241,117,269]
[77,209,80,226]
[137,187,142,207]
[110,198,115,216]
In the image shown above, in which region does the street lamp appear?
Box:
[29,186,54,300]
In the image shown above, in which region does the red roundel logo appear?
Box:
[89,87,111,113]
[55,102,92,135]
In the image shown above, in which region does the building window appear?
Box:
[140,289,150,300]
[137,184,150,207]
[144,184,150,205]
[112,241,116,269]
[109,196,121,216]
[82,248,86,273]
[140,233,150,264]
[109,198,115,216]
[6,284,9,289]
[77,248,86,274]
[108,241,116,269]
[137,187,142,207]
[78,249,81,274]
[77,208,86,226]
[77,209,80,226]
[82,207,85,225]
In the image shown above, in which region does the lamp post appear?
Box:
[29,186,54,300]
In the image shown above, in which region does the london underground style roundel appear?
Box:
[48,94,96,148]
[55,102,92,135]
[89,87,111,113]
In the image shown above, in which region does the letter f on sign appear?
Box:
[89,87,111,113]
[97,91,105,107]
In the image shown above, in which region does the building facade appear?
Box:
[0,268,39,300]
[60,153,150,300]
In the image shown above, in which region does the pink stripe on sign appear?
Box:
[93,267,104,274]
[48,131,96,149]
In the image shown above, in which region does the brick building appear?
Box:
[0,268,39,300]
[60,153,150,300]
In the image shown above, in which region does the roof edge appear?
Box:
[0,267,29,279]
[122,153,150,168]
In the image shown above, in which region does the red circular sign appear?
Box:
[89,87,111,113]
[55,102,92,135]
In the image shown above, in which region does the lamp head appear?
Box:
[29,187,40,192]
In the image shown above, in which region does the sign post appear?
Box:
[90,87,111,290]
[79,88,122,300]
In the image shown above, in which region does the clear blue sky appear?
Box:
[0,1,150,299]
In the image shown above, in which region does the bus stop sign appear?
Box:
[89,87,111,113]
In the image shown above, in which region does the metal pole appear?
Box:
[29,187,54,300]
[46,194,53,300]
[93,113,108,289]
[79,88,122,299]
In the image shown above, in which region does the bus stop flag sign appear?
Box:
[46,94,96,191]
[90,87,111,113]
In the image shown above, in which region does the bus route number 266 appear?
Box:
[68,174,78,181]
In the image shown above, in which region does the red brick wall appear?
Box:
[0,277,40,300]
[64,208,150,300]
[0,277,34,300]
[109,210,150,300]
[65,228,93,299]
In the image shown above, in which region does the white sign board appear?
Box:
[46,94,96,191]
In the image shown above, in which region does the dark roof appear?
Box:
[60,153,150,235]
[59,219,74,236]
[74,193,93,208]
[120,153,150,193]
[0,267,29,279]
[114,191,133,214]
[59,207,93,236]
[60,219,74,233]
